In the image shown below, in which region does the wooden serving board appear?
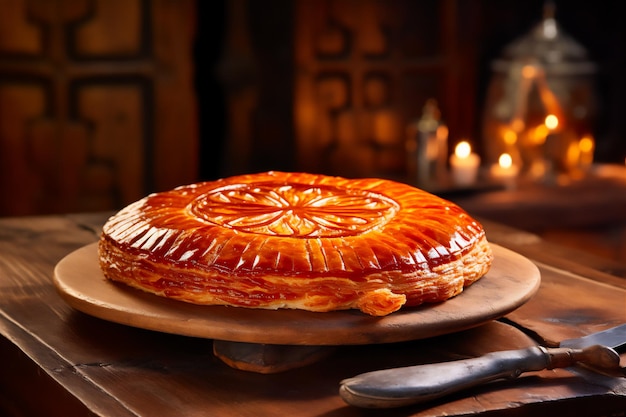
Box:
[53,243,540,346]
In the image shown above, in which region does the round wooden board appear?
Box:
[53,243,540,346]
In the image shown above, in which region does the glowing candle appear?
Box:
[490,152,519,188]
[449,141,480,186]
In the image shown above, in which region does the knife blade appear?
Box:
[339,324,626,409]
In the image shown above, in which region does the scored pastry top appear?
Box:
[188,178,400,238]
[102,171,486,279]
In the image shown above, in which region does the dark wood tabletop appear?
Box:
[0,212,625,417]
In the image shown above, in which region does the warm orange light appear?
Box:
[503,129,517,145]
[578,135,595,168]
[531,124,549,145]
[566,141,581,171]
[454,141,471,159]
[521,65,537,79]
[579,136,594,153]
[545,114,559,130]
[498,153,513,169]
[436,125,449,140]
[511,118,525,132]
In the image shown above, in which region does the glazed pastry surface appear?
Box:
[99,171,493,316]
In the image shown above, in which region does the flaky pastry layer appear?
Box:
[98,171,493,316]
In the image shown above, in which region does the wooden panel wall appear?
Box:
[0,0,197,216]
[294,0,479,178]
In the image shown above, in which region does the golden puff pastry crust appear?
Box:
[98,171,493,316]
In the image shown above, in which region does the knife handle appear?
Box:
[340,346,553,409]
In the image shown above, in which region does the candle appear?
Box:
[490,153,519,188]
[449,141,480,186]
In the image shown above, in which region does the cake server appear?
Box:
[339,323,626,408]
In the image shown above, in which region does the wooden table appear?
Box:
[0,212,625,417]
[446,166,626,275]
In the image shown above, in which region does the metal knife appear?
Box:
[339,324,626,408]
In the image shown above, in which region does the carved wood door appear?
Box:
[0,0,197,216]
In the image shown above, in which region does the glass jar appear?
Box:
[482,4,597,182]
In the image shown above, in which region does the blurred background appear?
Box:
[1,0,625,266]
[200,0,626,180]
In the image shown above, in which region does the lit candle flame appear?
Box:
[545,114,559,130]
[498,153,513,169]
[455,141,471,159]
